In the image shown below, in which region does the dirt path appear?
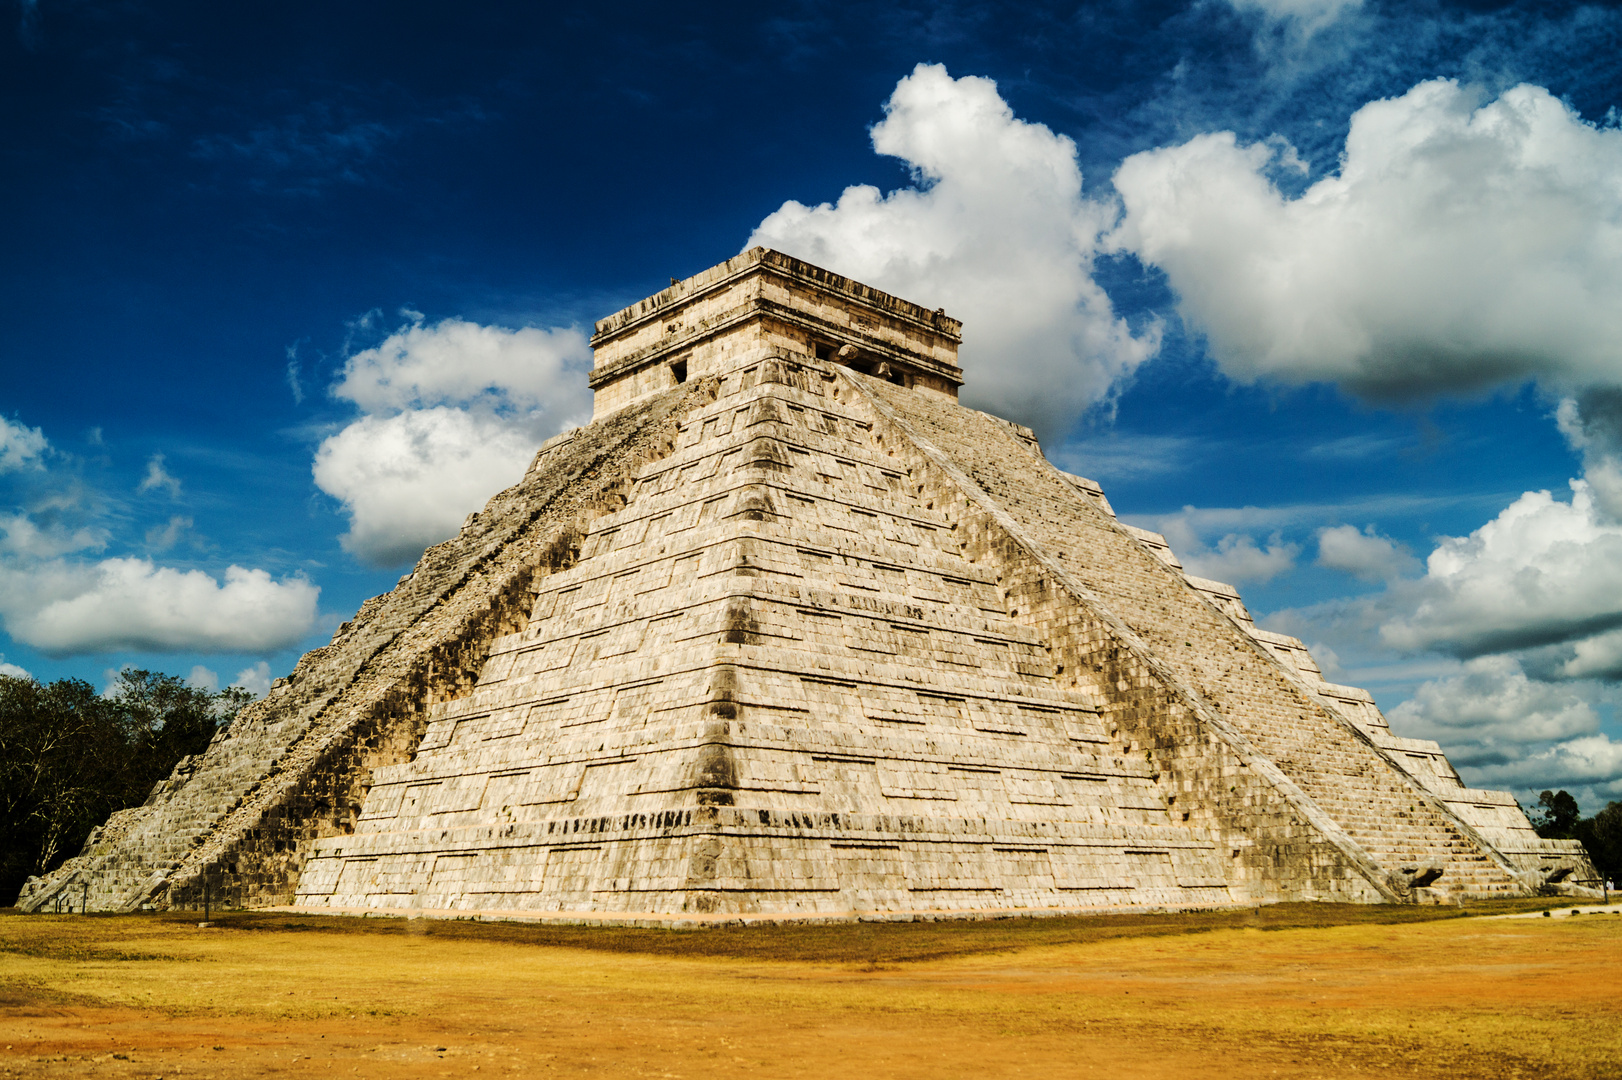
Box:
[3,907,1618,1079]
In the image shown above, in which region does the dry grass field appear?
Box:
[2,899,1618,1079]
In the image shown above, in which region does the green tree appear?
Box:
[1582,801,1622,885]
[1532,789,1581,838]
[0,676,124,898]
[1525,790,1622,887]
[0,669,254,903]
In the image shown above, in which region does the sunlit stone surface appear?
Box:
[20,250,1596,920]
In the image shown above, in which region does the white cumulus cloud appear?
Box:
[1557,392,1622,520]
[232,660,272,698]
[1103,75,1622,801]
[1471,732,1622,799]
[331,317,587,415]
[0,416,49,473]
[0,655,30,679]
[1316,523,1415,581]
[748,63,1158,439]
[1377,479,1622,662]
[0,557,318,656]
[1390,655,1600,749]
[0,512,105,559]
[314,408,550,567]
[314,315,591,567]
[1180,531,1299,585]
[0,409,321,658]
[1274,472,1622,796]
[1111,79,1622,402]
[1387,655,1619,796]
[1150,511,1299,585]
[1562,628,1622,681]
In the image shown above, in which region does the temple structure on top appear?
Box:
[19,248,1596,920]
[587,248,965,417]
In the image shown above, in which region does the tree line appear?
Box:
[0,670,253,905]
[1530,790,1622,887]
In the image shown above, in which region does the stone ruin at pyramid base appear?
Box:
[19,248,1599,922]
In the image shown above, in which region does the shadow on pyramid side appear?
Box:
[19,249,1597,921]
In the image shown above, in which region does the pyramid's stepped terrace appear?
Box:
[17,382,717,913]
[295,360,1232,916]
[1103,501,1578,882]
[18,247,1595,917]
[856,375,1576,901]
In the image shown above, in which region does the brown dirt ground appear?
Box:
[1,900,1618,1080]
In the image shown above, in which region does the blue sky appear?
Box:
[4,0,1622,809]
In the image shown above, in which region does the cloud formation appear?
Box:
[1390,655,1599,754]
[1558,392,1622,520]
[331,317,588,416]
[1387,656,1620,798]
[1149,511,1299,585]
[1150,478,1622,797]
[189,101,409,198]
[1495,734,1622,796]
[187,660,273,697]
[0,512,105,560]
[1227,0,1361,35]
[0,411,319,657]
[1111,79,1622,402]
[1316,523,1415,581]
[314,315,591,567]
[232,660,272,698]
[1561,628,1622,682]
[1116,78,1622,799]
[0,557,318,655]
[749,63,1157,439]
[144,515,192,552]
[1377,479,1622,665]
[1128,494,1467,590]
[0,416,48,473]
[1230,0,1358,16]
[1266,465,1622,796]
[1180,531,1299,585]
[314,408,551,566]
[137,453,182,497]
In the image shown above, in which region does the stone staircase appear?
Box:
[27,246,1594,919]
[295,355,1238,917]
[859,372,1550,903]
[16,382,713,913]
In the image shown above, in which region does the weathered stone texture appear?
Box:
[19,248,1595,918]
[590,247,962,418]
[296,355,1230,917]
[17,382,715,913]
[853,376,1584,902]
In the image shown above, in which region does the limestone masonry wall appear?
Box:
[21,249,1596,919]
[854,372,1592,902]
[17,380,715,913]
[293,353,1236,918]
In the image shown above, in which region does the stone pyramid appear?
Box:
[19,249,1595,919]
